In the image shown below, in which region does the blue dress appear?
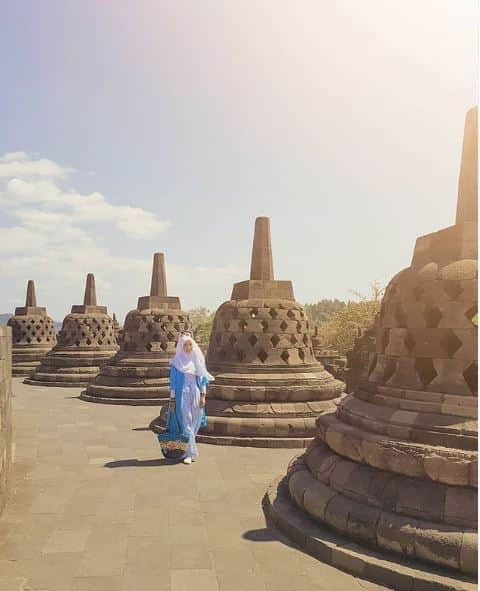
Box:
[169,366,209,458]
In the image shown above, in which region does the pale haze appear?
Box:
[0,1,477,321]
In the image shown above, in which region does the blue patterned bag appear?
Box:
[157,408,189,460]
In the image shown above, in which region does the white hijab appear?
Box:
[170,333,214,381]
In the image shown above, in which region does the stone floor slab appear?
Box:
[0,380,391,591]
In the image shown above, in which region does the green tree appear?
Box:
[304,299,346,325]
[316,282,383,354]
[187,307,215,344]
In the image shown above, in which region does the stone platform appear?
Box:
[0,378,389,591]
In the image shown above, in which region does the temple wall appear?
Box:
[0,326,12,516]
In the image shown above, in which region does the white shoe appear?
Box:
[183,457,192,465]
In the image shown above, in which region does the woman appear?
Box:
[169,333,214,464]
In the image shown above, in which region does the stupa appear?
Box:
[26,273,118,387]
[266,108,478,586]
[7,280,56,376]
[81,253,191,404]
[197,217,344,448]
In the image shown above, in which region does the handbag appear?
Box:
[157,407,189,460]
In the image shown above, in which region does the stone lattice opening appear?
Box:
[463,362,478,395]
[440,330,463,358]
[270,335,280,347]
[423,305,442,328]
[383,358,396,382]
[258,349,268,363]
[414,357,438,387]
[404,331,416,353]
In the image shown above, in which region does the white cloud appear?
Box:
[0,152,244,318]
[0,152,73,178]
[0,156,170,239]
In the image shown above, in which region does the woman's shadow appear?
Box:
[104,458,177,468]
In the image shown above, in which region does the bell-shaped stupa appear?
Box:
[7,280,56,376]
[26,273,118,387]
[267,108,478,585]
[198,217,344,447]
[81,253,191,404]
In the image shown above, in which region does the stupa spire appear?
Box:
[250,217,274,280]
[83,273,97,306]
[456,106,478,224]
[150,253,167,297]
[25,280,37,307]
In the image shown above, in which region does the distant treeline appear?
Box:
[303,299,346,326]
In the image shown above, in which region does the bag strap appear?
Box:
[167,406,182,433]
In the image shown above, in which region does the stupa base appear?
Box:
[12,363,38,377]
[264,477,476,591]
[194,396,341,447]
[148,411,313,447]
[11,349,53,377]
[197,433,313,448]
[80,388,169,406]
[81,362,171,405]
[25,373,98,388]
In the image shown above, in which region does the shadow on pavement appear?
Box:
[104,458,176,468]
[242,528,279,542]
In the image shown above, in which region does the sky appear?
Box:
[0,1,477,321]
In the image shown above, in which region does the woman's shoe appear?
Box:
[183,457,192,465]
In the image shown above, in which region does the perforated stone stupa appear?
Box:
[26,274,118,387]
[269,108,478,585]
[7,280,56,376]
[197,217,344,448]
[81,253,191,405]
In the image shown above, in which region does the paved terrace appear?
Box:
[0,379,387,591]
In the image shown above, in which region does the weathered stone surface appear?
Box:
[82,253,191,405]
[197,217,344,447]
[265,477,476,591]
[0,326,12,517]
[26,274,118,387]
[278,108,478,580]
[6,280,56,376]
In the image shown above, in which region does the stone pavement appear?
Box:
[0,379,388,591]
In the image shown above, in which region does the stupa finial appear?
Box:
[250,216,274,280]
[150,253,167,297]
[83,273,97,306]
[25,280,37,307]
[456,106,478,224]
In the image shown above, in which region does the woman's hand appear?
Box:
[199,394,206,408]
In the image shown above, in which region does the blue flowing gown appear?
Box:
[169,366,209,458]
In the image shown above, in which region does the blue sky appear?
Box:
[0,1,477,321]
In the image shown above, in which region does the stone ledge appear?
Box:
[24,378,94,388]
[80,391,168,405]
[196,433,312,448]
[264,477,477,591]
